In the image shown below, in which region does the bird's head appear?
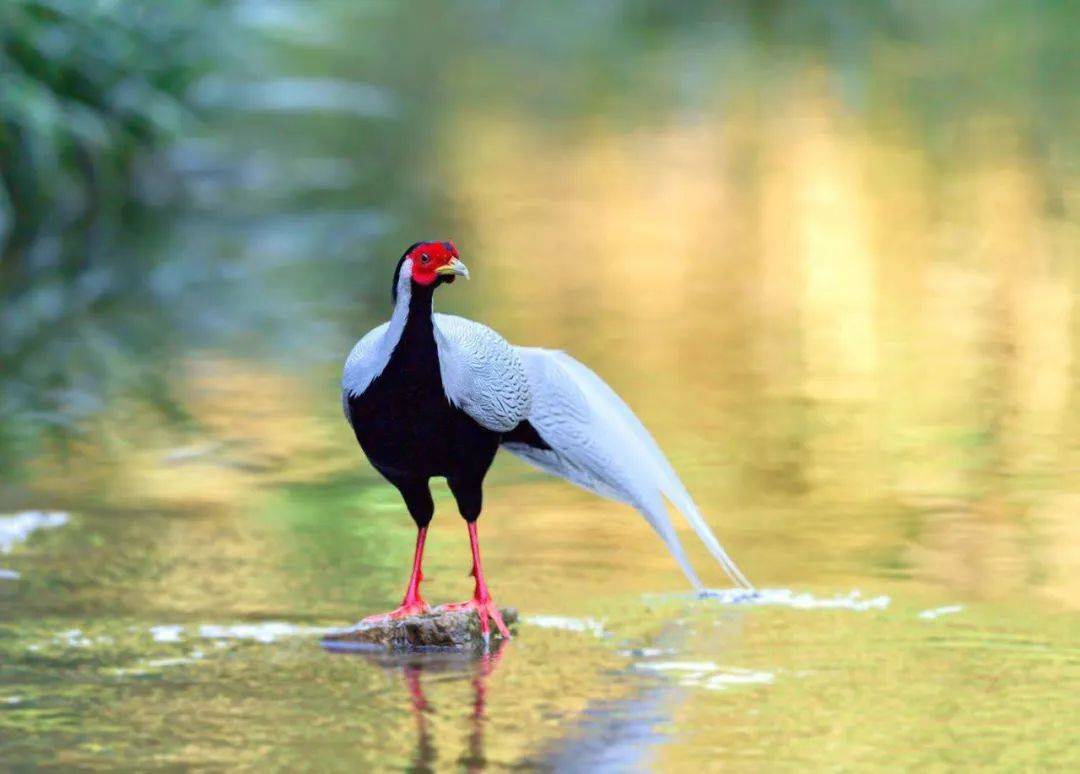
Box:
[392,240,469,303]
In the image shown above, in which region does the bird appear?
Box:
[342,240,752,641]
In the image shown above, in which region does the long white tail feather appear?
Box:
[508,348,753,591]
[661,485,754,590]
[637,493,706,591]
[554,352,754,591]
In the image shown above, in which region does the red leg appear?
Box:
[435,522,511,641]
[361,527,431,623]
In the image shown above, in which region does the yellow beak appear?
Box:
[435,257,470,279]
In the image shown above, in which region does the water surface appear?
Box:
[1,2,1077,770]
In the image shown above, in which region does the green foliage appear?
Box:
[0,0,226,241]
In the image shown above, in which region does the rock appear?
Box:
[322,608,518,651]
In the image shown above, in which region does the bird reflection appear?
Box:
[335,641,507,772]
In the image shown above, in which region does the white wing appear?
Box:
[341,321,391,415]
[505,347,752,591]
[433,313,531,433]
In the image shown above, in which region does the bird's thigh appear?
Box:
[388,476,435,528]
[446,475,485,522]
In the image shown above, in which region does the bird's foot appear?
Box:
[434,595,512,643]
[359,599,431,626]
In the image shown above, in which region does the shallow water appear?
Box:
[2,2,1078,770]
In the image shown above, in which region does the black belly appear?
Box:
[346,344,502,483]
[348,390,497,481]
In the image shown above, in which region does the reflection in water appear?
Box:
[329,642,509,773]
[540,683,673,773]
[331,637,683,772]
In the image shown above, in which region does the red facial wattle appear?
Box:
[409,241,459,285]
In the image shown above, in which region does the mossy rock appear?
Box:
[322,608,518,651]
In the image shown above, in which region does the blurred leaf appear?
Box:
[0,0,229,236]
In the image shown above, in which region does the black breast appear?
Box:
[346,287,500,481]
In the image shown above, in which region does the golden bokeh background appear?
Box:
[2,2,1076,769]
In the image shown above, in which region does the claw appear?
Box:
[433,596,512,642]
[437,521,511,643]
[360,599,431,625]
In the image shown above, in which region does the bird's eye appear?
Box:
[420,254,430,265]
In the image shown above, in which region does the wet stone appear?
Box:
[322,608,518,651]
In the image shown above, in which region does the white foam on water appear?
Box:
[150,624,185,643]
[523,615,606,638]
[52,629,112,648]
[700,670,776,690]
[0,511,69,553]
[109,650,206,676]
[635,660,775,691]
[918,604,964,620]
[696,587,891,611]
[197,622,323,642]
[45,622,319,653]
[144,651,204,668]
[56,629,93,648]
[636,660,721,673]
